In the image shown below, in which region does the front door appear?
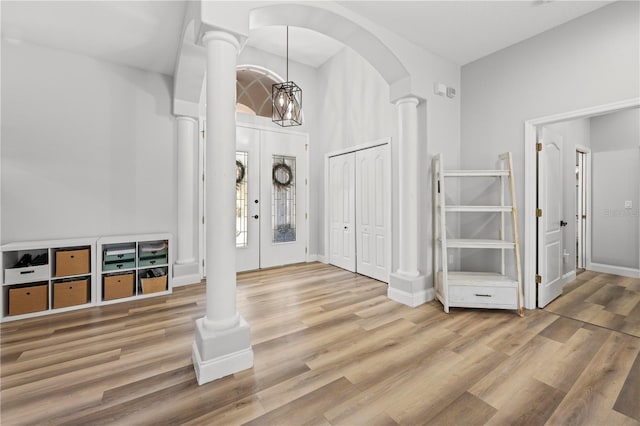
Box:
[537,127,564,307]
[259,129,308,268]
[236,126,260,272]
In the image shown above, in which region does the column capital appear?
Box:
[202,30,241,50]
[395,96,420,107]
[176,115,198,124]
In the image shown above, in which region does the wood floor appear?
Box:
[545,270,640,337]
[1,263,638,425]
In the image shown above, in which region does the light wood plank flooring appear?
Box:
[544,270,640,337]
[1,263,638,425]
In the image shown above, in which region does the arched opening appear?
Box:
[236,66,283,117]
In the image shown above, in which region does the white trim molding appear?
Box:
[523,98,640,310]
[388,286,434,308]
[587,263,640,278]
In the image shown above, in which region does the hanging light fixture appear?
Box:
[272,26,302,127]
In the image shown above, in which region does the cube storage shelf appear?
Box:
[0,238,96,321]
[97,234,172,305]
[0,233,173,322]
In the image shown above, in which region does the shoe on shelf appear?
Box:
[14,254,32,268]
[31,253,48,266]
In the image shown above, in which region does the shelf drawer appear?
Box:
[140,275,167,294]
[103,260,135,271]
[138,254,168,267]
[449,285,517,306]
[5,264,49,284]
[103,273,134,301]
[55,249,90,277]
[53,279,89,309]
[9,284,48,316]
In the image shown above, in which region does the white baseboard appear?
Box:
[307,254,319,262]
[587,262,640,278]
[387,287,435,308]
[562,270,576,283]
[172,273,201,287]
[317,255,328,264]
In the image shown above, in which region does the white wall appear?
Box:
[1,39,176,244]
[461,1,639,274]
[315,47,398,264]
[590,108,640,270]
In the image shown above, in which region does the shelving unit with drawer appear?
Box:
[97,233,172,305]
[0,238,96,322]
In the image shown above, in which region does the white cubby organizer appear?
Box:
[1,238,96,322]
[0,233,173,322]
[97,233,173,305]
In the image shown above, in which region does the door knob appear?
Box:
[560,220,568,227]
[344,226,348,230]
[254,200,259,204]
[254,215,259,219]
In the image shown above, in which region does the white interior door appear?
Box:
[259,129,308,269]
[538,127,564,307]
[329,152,356,272]
[236,126,260,272]
[355,145,390,282]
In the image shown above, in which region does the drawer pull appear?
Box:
[474,293,492,298]
[117,254,124,259]
[70,255,75,259]
[150,260,156,265]
[117,264,123,269]
[20,270,35,275]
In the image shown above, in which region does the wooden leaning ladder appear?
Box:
[432,152,524,317]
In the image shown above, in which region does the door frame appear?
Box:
[198,113,310,278]
[575,145,591,271]
[323,137,392,280]
[523,97,640,309]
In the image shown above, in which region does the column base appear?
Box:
[173,262,201,287]
[192,316,254,385]
[388,272,433,307]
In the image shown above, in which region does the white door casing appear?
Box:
[355,145,390,282]
[236,126,260,272]
[259,129,308,269]
[538,127,564,307]
[329,152,356,272]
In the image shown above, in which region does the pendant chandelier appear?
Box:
[272,26,302,127]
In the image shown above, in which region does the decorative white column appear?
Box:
[176,116,197,266]
[192,30,253,386]
[388,96,430,307]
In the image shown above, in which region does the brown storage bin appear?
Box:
[53,279,89,309]
[141,275,167,294]
[55,249,90,277]
[103,273,134,301]
[9,284,48,316]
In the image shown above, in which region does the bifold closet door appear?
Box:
[329,153,356,272]
[355,145,390,282]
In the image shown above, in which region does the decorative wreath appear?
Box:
[236,160,245,187]
[272,162,293,189]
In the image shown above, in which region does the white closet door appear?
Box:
[259,129,308,269]
[356,145,390,282]
[329,152,356,272]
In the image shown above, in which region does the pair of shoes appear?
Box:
[14,254,32,268]
[31,253,48,266]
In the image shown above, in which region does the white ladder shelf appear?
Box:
[433,152,524,316]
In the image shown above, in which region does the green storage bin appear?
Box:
[138,254,168,267]
[104,252,136,263]
[103,259,136,271]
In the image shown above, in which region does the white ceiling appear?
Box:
[338,0,614,65]
[1,0,616,75]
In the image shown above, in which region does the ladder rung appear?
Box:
[445,239,515,249]
[445,205,512,213]
[443,170,509,177]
